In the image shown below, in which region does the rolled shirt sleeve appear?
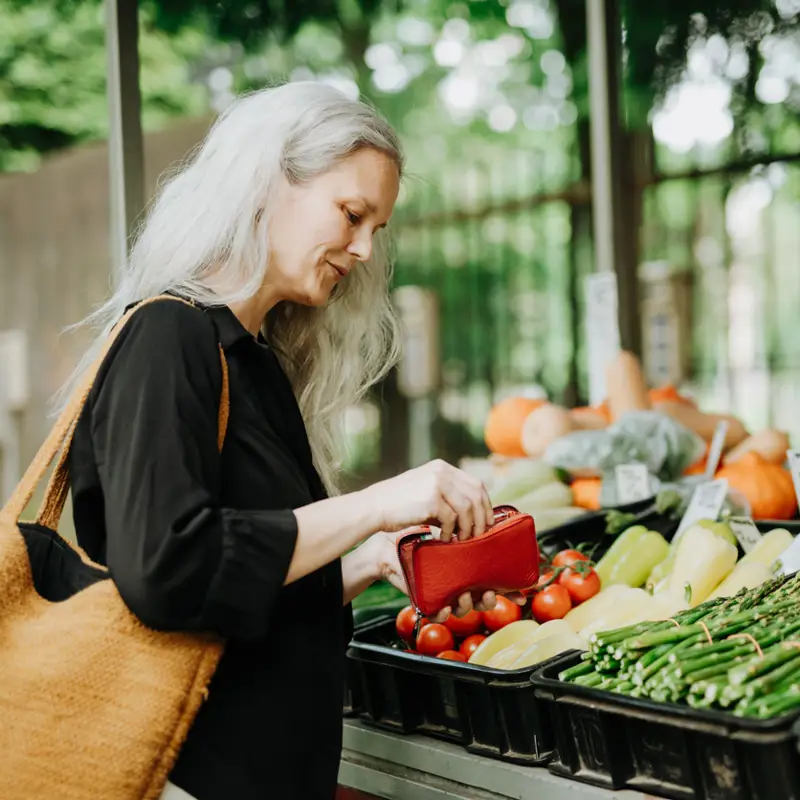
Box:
[88,301,298,641]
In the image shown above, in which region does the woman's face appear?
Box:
[266,148,400,307]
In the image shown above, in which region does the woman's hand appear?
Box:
[359,459,494,541]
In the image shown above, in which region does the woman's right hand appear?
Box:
[360,459,494,542]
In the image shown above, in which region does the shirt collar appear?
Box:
[205,303,257,351]
[161,291,256,351]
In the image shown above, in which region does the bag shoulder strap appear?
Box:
[1,296,229,529]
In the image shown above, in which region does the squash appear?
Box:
[570,407,610,430]
[606,351,651,420]
[647,384,695,407]
[485,397,546,457]
[716,452,798,520]
[723,429,791,465]
[652,400,748,449]
[571,478,602,510]
[519,404,579,458]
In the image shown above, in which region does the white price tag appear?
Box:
[787,450,800,506]
[727,516,762,554]
[615,463,652,505]
[704,421,729,479]
[585,273,621,407]
[776,534,800,576]
[677,479,729,536]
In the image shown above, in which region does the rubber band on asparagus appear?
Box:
[727,633,763,659]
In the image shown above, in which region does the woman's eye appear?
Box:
[344,208,361,225]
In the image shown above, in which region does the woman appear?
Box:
[61,81,507,799]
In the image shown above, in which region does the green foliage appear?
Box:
[0,0,208,171]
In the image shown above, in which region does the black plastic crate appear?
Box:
[344,606,406,718]
[532,650,800,800]
[346,617,557,765]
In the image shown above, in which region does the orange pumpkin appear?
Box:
[485,397,546,457]
[716,452,798,520]
[571,478,602,510]
[683,443,711,476]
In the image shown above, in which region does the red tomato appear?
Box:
[437,650,467,662]
[396,606,427,641]
[483,595,523,632]
[459,634,487,659]
[559,567,601,605]
[552,549,589,569]
[532,584,572,623]
[443,609,483,638]
[416,623,455,656]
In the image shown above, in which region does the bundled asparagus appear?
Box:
[559,572,800,719]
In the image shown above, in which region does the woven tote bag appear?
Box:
[0,296,228,799]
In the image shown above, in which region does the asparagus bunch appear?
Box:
[559,572,800,719]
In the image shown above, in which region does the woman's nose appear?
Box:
[347,229,373,263]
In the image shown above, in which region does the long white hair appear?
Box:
[56,81,404,494]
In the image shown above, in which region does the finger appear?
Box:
[437,503,457,543]
[453,592,474,618]
[443,487,474,541]
[454,472,488,535]
[467,481,487,535]
[474,590,496,612]
[431,606,451,624]
[505,591,527,606]
[482,484,494,524]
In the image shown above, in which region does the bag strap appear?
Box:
[1,296,230,528]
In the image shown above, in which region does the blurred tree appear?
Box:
[0,0,209,170]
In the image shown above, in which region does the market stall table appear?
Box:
[338,720,649,799]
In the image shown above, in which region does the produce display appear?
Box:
[392,547,608,670]
[464,456,588,532]
[354,348,800,800]
[479,350,797,520]
[559,571,800,719]
[395,595,520,661]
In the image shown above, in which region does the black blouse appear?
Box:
[69,298,353,799]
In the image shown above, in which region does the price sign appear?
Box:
[704,421,729,479]
[776,535,800,577]
[615,463,652,505]
[585,272,621,407]
[788,450,800,507]
[727,516,762,554]
[676,479,729,537]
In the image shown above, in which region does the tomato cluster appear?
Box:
[395,595,522,661]
[530,549,600,624]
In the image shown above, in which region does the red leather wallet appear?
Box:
[396,505,540,617]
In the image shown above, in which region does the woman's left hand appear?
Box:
[364,529,526,624]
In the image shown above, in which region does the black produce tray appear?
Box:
[344,605,405,717]
[536,497,681,561]
[755,519,800,534]
[346,617,558,765]
[531,650,800,800]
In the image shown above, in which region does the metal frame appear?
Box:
[586,0,642,357]
[105,0,145,284]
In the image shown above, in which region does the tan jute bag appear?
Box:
[0,296,228,799]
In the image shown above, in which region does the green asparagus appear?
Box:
[558,572,800,720]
